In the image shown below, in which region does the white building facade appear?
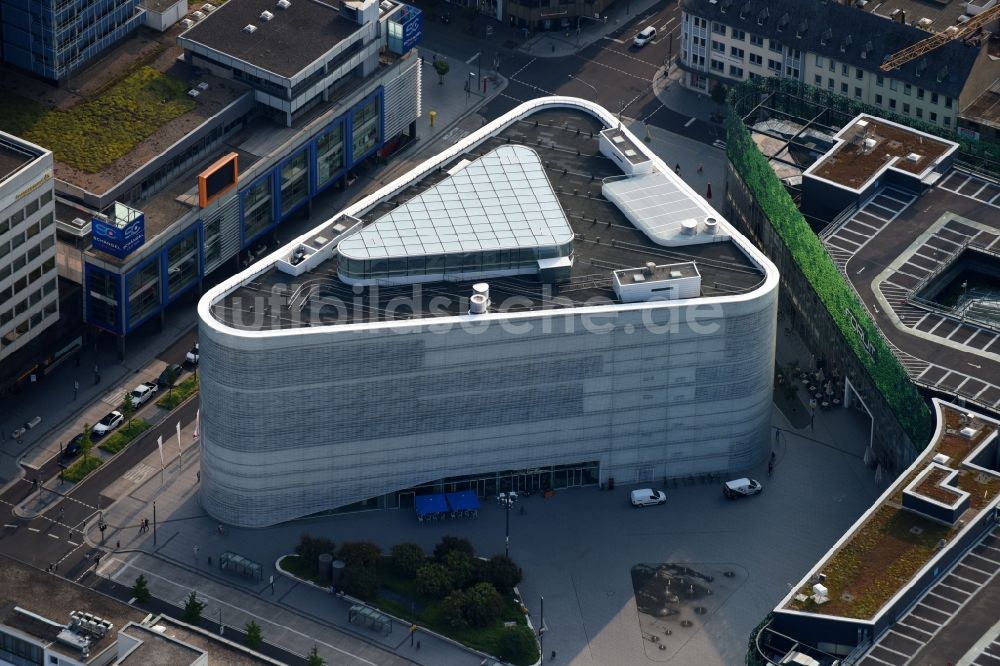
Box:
[0,133,57,365]
[679,0,976,129]
[197,98,780,528]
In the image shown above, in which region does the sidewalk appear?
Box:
[519,0,665,57]
[87,419,486,666]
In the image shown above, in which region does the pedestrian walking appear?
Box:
[116,540,120,550]
[217,523,224,536]
[551,650,556,661]
[193,545,199,559]
[768,461,774,477]
[196,471,201,483]
[674,163,681,175]
[73,380,79,400]
[416,641,420,650]
[697,163,703,173]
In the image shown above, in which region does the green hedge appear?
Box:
[726,82,933,447]
[63,456,103,483]
[156,374,199,410]
[98,419,151,454]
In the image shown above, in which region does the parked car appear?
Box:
[128,381,159,407]
[186,343,200,365]
[92,411,124,438]
[633,26,656,47]
[64,433,84,458]
[723,478,763,499]
[630,488,667,507]
[157,364,183,388]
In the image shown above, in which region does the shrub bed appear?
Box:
[156,374,199,409]
[63,456,103,483]
[98,419,151,454]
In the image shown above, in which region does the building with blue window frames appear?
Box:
[83,50,419,340]
[0,0,145,82]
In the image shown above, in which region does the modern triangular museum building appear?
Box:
[197,98,780,528]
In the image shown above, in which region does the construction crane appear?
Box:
[880,3,1000,71]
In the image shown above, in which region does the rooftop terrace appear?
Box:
[0,135,42,181]
[209,109,766,330]
[808,115,956,190]
[783,401,1000,619]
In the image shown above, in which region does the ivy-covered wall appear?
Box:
[724,81,934,458]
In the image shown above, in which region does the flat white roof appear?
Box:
[338,145,574,261]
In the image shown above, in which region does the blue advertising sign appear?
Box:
[401,6,423,52]
[92,213,145,259]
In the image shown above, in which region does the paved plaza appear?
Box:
[84,320,882,666]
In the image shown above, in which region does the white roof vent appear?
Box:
[180,18,193,27]
[260,10,274,20]
[906,152,922,162]
[243,23,258,33]
[201,3,215,11]
[276,0,291,7]
[191,10,206,20]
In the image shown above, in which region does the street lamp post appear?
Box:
[505,496,510,558]
[539,595,545,658]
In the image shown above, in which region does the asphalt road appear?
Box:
[420,0,724,144]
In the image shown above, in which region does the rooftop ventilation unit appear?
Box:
[276,0,291,7]
[180,18,193,27]
[260,10,274,20]
[187,89,200,97]
[191,10,205,20]
[243,23,257,33]
[201,3,215,11]
[906,152,922,162]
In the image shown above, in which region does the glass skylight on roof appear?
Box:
[339,145,573,262]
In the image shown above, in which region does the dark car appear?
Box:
[157,364,183,388]
[64,433,84,458]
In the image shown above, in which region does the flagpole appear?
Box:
[176,421,183,469]
[157,435,164,484]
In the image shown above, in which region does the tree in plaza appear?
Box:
[339,566,378,600]
[710,81,728,108]
[295,534,336,574]
[497,625,539,664]
[336,541,381,569]
[80,424,93,464]
[390,542,426,577]
[440,589,469,629]
[306,646,326,666]
[433,535,474,563]
[181,591,206,624]
[484,554,522,594]
[433,58,450,85]
[462,582,504,627]
[122,392,135,429]
[444,550,476,589]
[416,562,453,600]
[165,366,178,399]
[131,574,151,603]
[244,620,263,649]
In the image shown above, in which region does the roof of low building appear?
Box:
[681,0,980,98]
[178,0,362,79]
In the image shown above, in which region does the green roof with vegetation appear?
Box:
[0,66,195,173]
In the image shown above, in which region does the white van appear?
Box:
[634,26,657,47]
[723,478,763,499]
[630,488,666,507]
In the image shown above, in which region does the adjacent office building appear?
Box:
[0,0,145,82]
[678,0,998,130]
[0,132,58,368]
[197,97,780,527]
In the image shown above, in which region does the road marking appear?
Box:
[603,36,624,43]
[67,541,79,547]
[48,533,60,539]
[465,51,480,64]
[28,527,40,533]
[511,58,535,79]
[684,116,696,127]
[3,524,17,529]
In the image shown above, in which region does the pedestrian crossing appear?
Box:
[122,463,156,484]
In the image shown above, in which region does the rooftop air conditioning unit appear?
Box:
[191,10,205,20]
[187,89,200,97]
[180,18,193,28]
[276,0,291,8]
[243,23,257,33]
[260,10,274,20]
[201,3,215,11]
